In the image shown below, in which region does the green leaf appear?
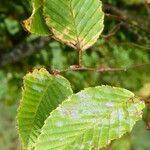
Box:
[17,68,73,149]
[23,0,49,35]
[35,86,145,150]
[43,0,104,50]
[4,18,20,35]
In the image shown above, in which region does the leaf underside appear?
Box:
[17,68,73,149]
[43,0,104,50]
[23,0,49,35]
[35,86,145,150]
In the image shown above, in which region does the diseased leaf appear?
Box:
[35,86,145,150]
[23,0,49,35]
[17,68,73,149]
[43,0,104,50]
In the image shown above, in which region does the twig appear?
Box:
[101,22,123,39]
[143,99,150,105]
[105,13,125,21]
[49,62,150,74]
[104,4,150,34]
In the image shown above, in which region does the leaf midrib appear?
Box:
[26,77,53,148]
[69,0,81,49]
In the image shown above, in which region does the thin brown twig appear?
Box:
[101,22,123,39]
[143,99,150,105]
[49,62,150,74]
[105,13,125,21]
[104,6,150,34]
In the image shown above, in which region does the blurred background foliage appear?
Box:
[0,0,150,149]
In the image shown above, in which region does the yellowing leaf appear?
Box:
[23,0,49,35]
[43,0,104,50]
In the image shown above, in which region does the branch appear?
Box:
[49,62,150,74]
[101,22,122,39]
[0,37,51,67]
[104,3,150,35]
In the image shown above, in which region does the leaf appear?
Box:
[43,0,104,50]
[35,86,145,150]
[23,0,49,35]
[4,18,20,35]
[17,68,73,149]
